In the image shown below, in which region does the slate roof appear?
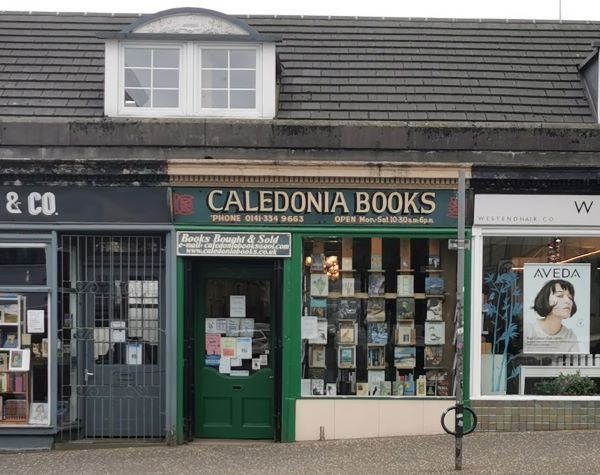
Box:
[0,11,599,122]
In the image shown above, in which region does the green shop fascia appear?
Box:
[173,186,469,442]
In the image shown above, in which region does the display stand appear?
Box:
[0,295,29,423]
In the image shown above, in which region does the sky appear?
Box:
[3,0,600,20]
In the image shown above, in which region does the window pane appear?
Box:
[153,49,179,68]
[480,236,600,396]
[153,69,178,88]
[202,49,228,68]
[202,90,227,108]
[0,248,46,286]
[230,70,256,89]
[125,68,151,88]
[230,90,255,109]
[153,89,179,108]
[124,48,151,67]
[125,88,150,107]
[202,70,228,89]
[230,49,256,69]
[301,237,455,397]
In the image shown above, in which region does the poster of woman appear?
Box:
[523,263,590,354]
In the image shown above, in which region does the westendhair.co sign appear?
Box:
[173,188,458,226]
[177,231,291,257]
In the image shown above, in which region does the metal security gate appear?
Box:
[57,235,166,441]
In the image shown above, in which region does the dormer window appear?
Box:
[102,8,278,119]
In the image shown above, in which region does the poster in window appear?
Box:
[523,263,590,354]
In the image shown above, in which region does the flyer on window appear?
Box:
[523,263,590,354]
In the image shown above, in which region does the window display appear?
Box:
[0,293,48,425]
[301,236,455,397]
[480,236,600,396]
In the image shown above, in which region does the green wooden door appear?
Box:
[194,262,275,439]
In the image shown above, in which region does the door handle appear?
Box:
[232,385,242,390]
[84,369,94,383]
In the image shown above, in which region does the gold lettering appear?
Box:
[387,192,403,213]
[290,192,307,213]
[306,192,323,213]
[421,192,436,214]
[207,190,223,211]
[274,191,289,212]
[355,192,370,213]
[371,192,387,214]
[259,191,273,211]
[403,192,420,214]
[331,192,349,214]
[224,191,243,212]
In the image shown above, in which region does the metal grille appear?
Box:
[57,235,166,441]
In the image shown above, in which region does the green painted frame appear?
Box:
[175,225,471,443]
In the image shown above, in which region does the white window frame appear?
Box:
[470,225,600,401]
[105,40,276,119]
[117,42,185,117]
[194,45,262,118]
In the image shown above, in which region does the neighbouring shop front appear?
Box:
[174,185,465,442]
[0,186,173,451]
[470,194,600,431]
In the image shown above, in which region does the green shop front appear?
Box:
[174,186,464,441]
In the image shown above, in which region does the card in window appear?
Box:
[368,274,385,297]
[308,318,327,344]
[394,347,416,369]
[396,298,415,320]
[338,321,357,345]
[425,321,445,345]
[341,278,355,297]
[367,346,385,369]
[338,345,356,369]
[239,318,254,338]
[425,277,444,296]
[356,382,368,396]
[366,298,385,322]
[426,298,443,321]
[424,345,444,368]
[367,322,388,345]
[226,318,241,337]
[309,345,326,368]
[397,275,414,297]
[336,299,359,320]
[395,324,416,346]
[310,274,328,297]
[311,379,325,396]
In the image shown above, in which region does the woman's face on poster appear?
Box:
[548,283,574,319]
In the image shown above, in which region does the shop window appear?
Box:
[0,292,50,426]
[480,236,600,396]
[301,236,456,397]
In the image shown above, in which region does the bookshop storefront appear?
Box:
[0,187,173,450]
[470,194,600,431]
[174,186,462,441]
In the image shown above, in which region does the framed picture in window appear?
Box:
[338,345,356,369]
[9,349,30,372]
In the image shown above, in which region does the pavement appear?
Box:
[2,430,600,474]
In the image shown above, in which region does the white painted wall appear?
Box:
[295,399,455,441]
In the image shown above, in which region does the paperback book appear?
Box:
[425,276,444,296]
[367,322,388,345]
[368,274,385,297]
[396,298,415,320]
[394,346,416,369]
[366,298,385,322]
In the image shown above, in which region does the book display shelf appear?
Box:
[301,236,454,397]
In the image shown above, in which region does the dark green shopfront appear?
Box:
[173,186,467,442]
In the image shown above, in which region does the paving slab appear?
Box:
[1,430,600,475]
